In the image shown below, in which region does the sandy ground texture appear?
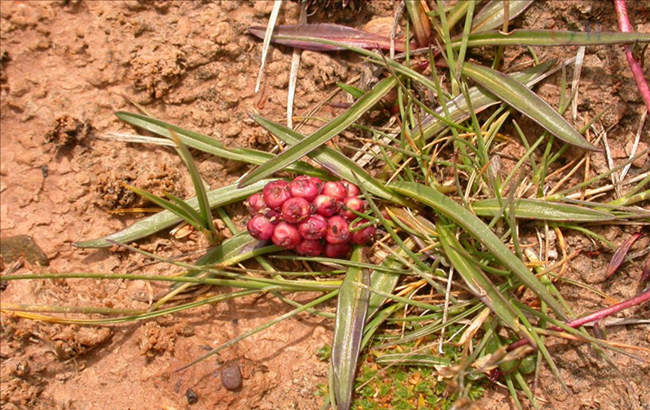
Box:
[1,1,649,409]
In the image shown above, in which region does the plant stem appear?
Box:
[509,289,650,350]
[614,0,650,113]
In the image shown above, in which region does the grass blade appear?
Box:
[368,239,414,319]
[75,180,270,248]
[239,76,396,187]
[330,247,370,410]
[457,29,650,47]
[254,0,282,93]
[390,181,568,320]
[461,62,598,151]
[168,130,219,243]
[124,183,202,229]
[251,114,406,204]
[437,222,533,343]
[247,23,405,52]
[472,198,617,222]
[471,0,534,33]
[114,112,329,179]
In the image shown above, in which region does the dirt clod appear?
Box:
[44,115,90,151]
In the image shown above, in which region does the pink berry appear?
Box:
[281,197,312,224]
[296,239,324,256]
[321,181,347,200]
[326,215,350,245]
[289,176,321,202]
[341,197,366,220]
[298,214,328,240]
[247,214,274,241]
[313,195,341,217]
[263,180,291,209]
[245,192,268,215]
[340,181,360,197]
[351,222,376,245]
[325,242,350,258]
[272,222,301,249]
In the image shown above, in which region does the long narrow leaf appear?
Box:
[169,130,217,240]
[368,239,414,319]
[239,77,397,186]
[248,23,408,52]
[461,62,598,151]
[330,247,370,410]
[471,0,534,33]
[472,198,616,222]
[114,112,329,179]
[458,29,650,47]
[437,223,533,343]
[75,180,271,248]
[390,181,568,320]
[251,114,406,204]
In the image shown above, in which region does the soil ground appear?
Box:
[1,1,648,409]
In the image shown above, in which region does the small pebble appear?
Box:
[185,388,198,405]
[220,362,242,391]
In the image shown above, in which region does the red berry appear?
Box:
[289,176,321,202]
[322,181,347,200]
[245,192,268,215]
[326,215,350,244]
[296,239,324,256]
[272,222,301,249]
[325,242,350,258]
[351,222,376,245]
[247,214,274,241]
[298,214,328,240]
[341,197,366,220]
[313,195,341,217]
[340,181,360,197]
[281,197,312,224]
[263,180,291,209]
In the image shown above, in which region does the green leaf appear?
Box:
[458,29,650,47]
[168,130,218,242]
[437,222,533,342]
[367,238,414,319]
[123,183,202,229]
[390,181,568,320]
[471,0,534,33]
[75,180,271,248]
[472,198,617,222]
[336,82,364,99]
[401,61,555,159]
[330,247,369,410]
[114,112,330,179]
[239,76,396,187]
[461,62,598,151]
[251,114,407,204]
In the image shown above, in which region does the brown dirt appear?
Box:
[0,1,648,409]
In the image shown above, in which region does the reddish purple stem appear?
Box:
[614,0,650,113]
[509,288,650,350]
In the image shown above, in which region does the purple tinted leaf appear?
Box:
[248,23,406,52]
[606,232,642,278]
[641,257,650,282]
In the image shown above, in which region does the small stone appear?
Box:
[185,388,198,405]
[220,362,242,391]
[625,140,648,168]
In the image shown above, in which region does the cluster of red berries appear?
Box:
[245,177,376,258]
